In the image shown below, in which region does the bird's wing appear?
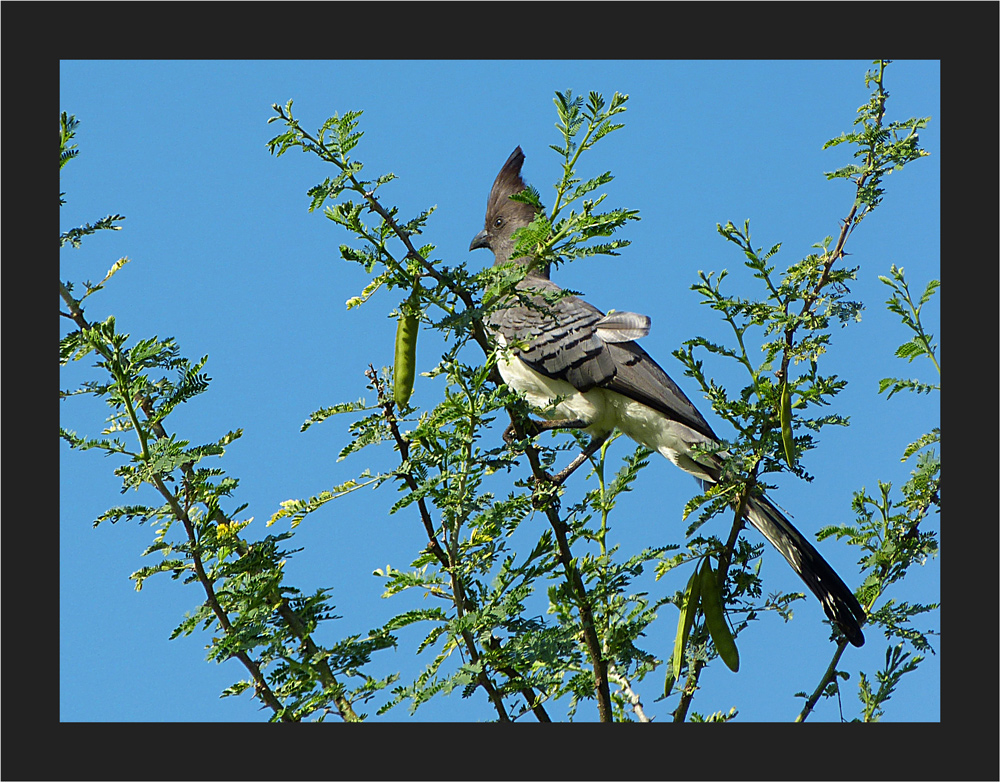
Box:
[488,278,618,390]
[602,340,716,441]
[488,278,717,440]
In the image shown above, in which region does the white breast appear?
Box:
[495,339,617,436]
[495,337,718,482]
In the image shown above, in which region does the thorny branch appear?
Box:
[60,283,359,722]
[274,111,618,719]
[367,366,551,722]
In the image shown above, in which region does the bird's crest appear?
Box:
[485,146,538,226]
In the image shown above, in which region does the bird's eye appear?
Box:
[493,217,503,228]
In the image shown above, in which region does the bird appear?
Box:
[469,146,867,647]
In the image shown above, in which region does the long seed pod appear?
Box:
[393,290,419,408]
[666,565,702,697]
[699,558,740,673]
[779,380,795,468]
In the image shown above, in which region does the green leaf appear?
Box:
[301,399,376,432]
[95,504,162,526]
[268,471,386,527]
[60,214,126,248]
[893,338,926,362]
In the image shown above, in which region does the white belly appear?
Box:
[497,346,719,483]
[496,348,617,434]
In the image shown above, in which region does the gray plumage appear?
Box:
[470,146,866,647]
[594,310,651,343]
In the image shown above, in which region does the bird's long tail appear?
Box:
[744,494,866,647]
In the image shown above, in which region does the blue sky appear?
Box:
[60,60,940,723]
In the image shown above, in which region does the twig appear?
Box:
[795,638,850,723]
[609,666,651,722]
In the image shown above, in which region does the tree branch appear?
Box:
[367,366,523,722]
[795,638,850,723]
[62,291,360,721]
[609,666,651,723]
[505,413,614,722]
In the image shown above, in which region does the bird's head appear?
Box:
[469,146,547,276]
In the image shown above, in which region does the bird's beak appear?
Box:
[469,229,489,252]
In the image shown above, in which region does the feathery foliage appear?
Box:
[62,61,935,723]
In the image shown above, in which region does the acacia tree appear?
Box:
[60,60,938,722]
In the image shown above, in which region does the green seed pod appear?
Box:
[393,302,418,409]
[780,381,795,468]
[699,559,739,673]
[667,565,703,696]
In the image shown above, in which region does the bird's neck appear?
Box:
[494,255,550,280]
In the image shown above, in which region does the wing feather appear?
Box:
[488,278,716,439]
